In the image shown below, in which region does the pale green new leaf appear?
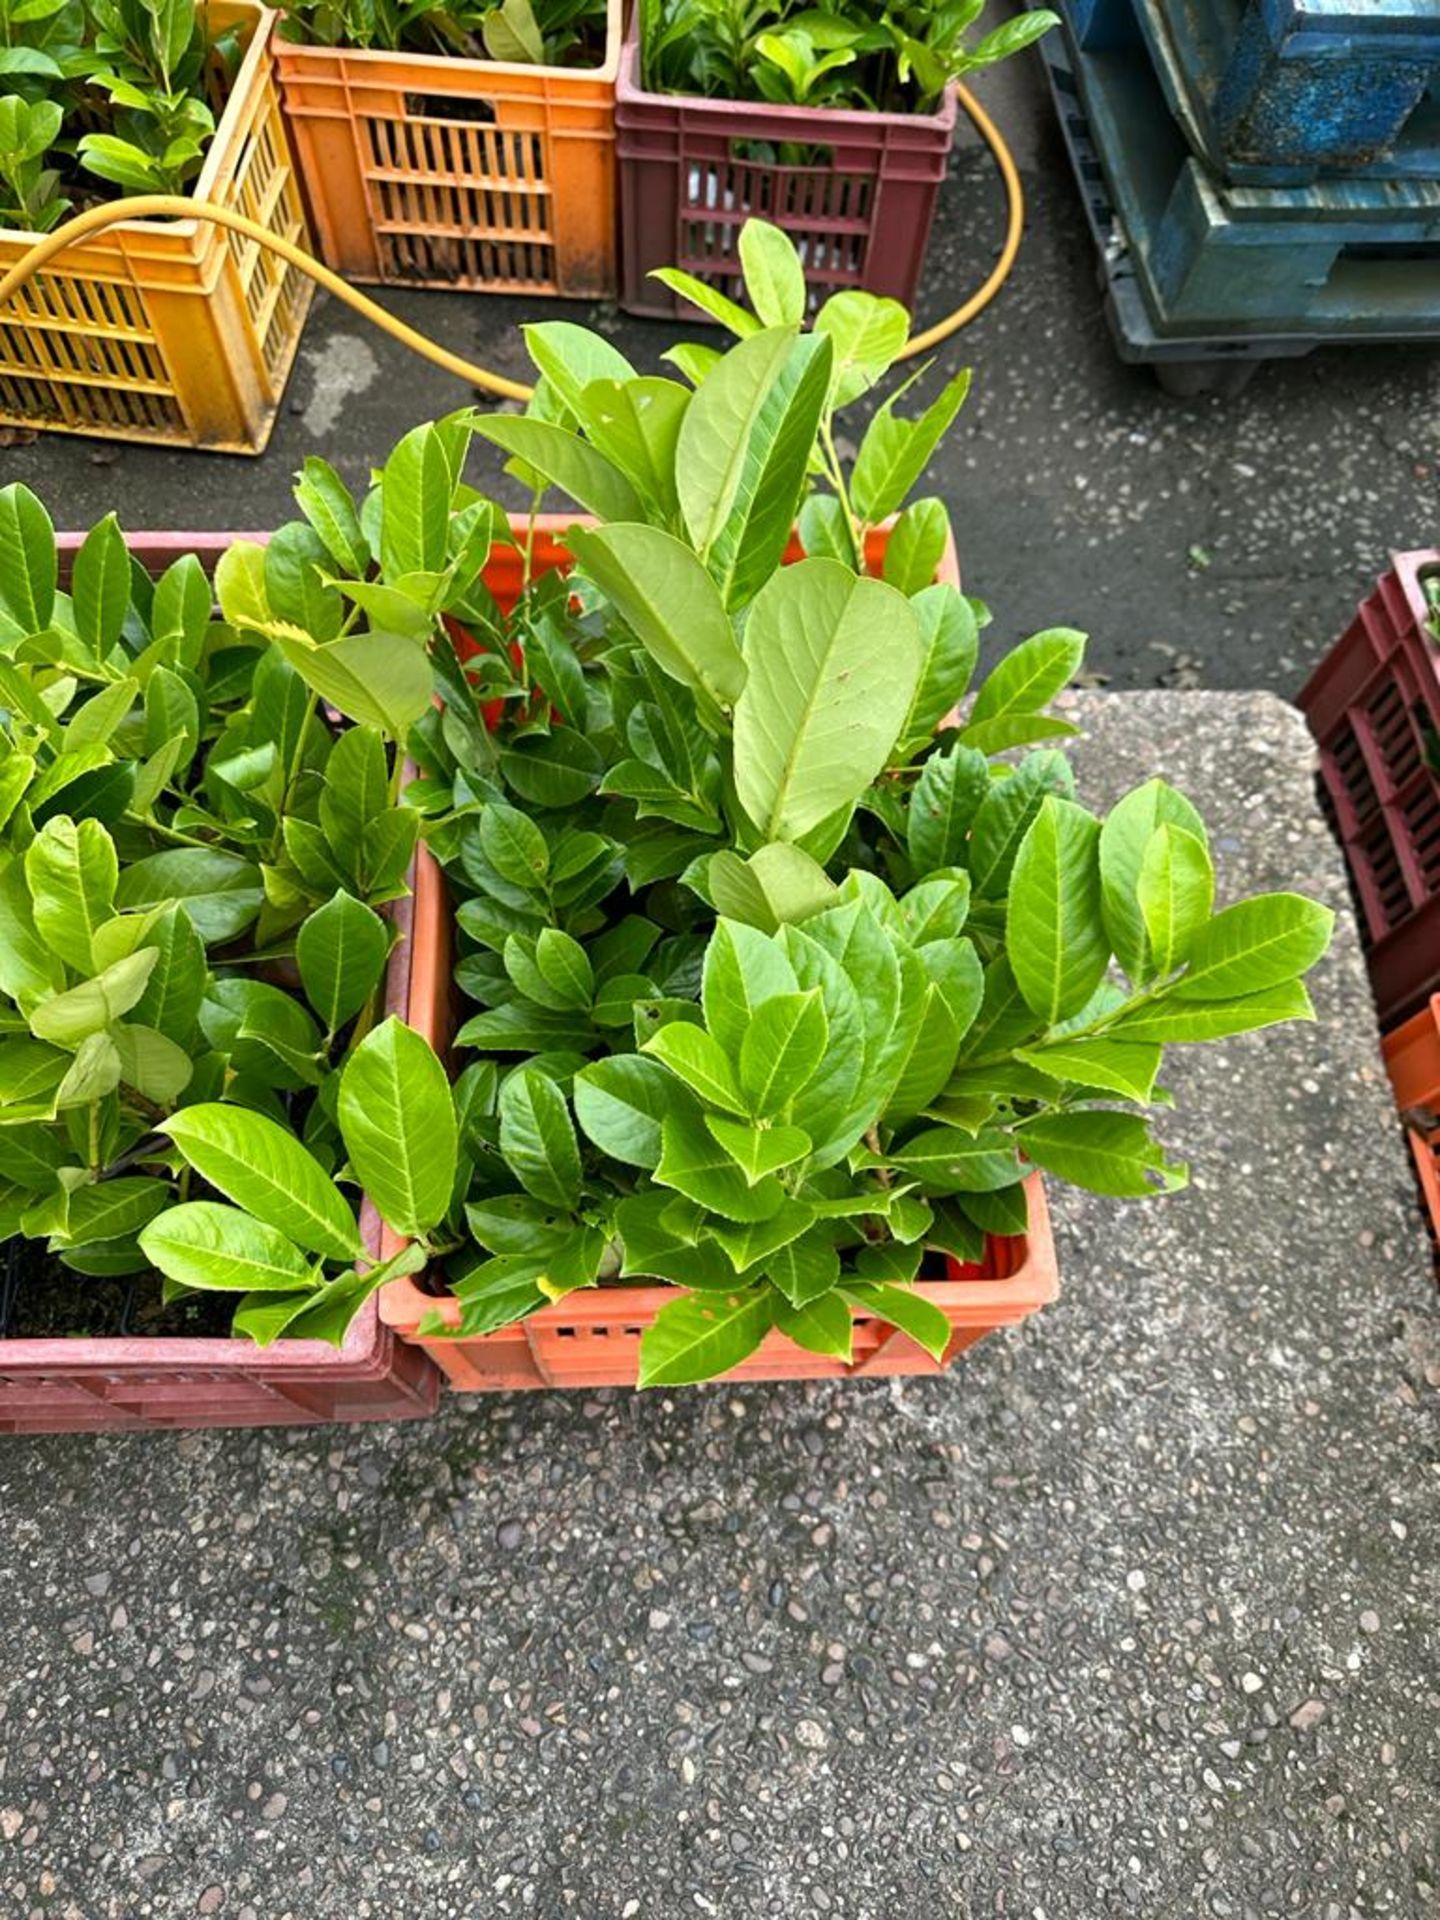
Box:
[1019,1108,1188,1197]
[568,523,745,708]
[25,815,117,973]
[637,1284,776,1386]
[1173,894,1333,1001]
[1136,823,1214,979]
[339,1016,457,1237]
[140,1201,319,1293]
[297,891,390,1033]
[497,1066,582,1211]
[1006,796,1109,1024]
[163,1105,363,1260]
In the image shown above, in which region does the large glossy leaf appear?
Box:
[163,1104,363,1260]
[497,1066,582,1211]
[25,815,116,973]
[297,892,390,1033]
[676,326,798,560]
[879,1125,1024,1192]
[1136,823,1214,980]
[275,629,433,741]
[29,948,157,1047]
[841,1281,950,1362]
[967,751,1074,898]
[1098,779,1208,981]
[1019,1109,1188,1196]
[473,415,644,521]
[702,331,833,611]
[637,1284,776,1387]
[573,1054,683,1168]
[56,1177,171,1248]
[732,559,921,842]
[114,848,261,945]
[654,1108,787,1221]
[572,377,689,518]
[1173,894,1334,1001]
[1111,980,1314,1043]
[707,842,837,932]
[140,1201,319,1293]
[643,1020,748,1116]
[71,513,129,658]
[1007,797,1109,1025]
[338,1016,457,1238]
[738,988,827,1117]
[738,218,806,326]
[380,421,453,576]
[1016,1036,1162,1102]
[814,289,909,405]
[0,482,55,634]
[701,919,798,1061]
[775,1289,853,1361]
[110,1023,193,1105]
[568,524,744,709]
[523,320,637,412]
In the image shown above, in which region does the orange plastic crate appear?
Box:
[275,0,619,297]
[1382,993,1440,1245]
[0,2,313,455]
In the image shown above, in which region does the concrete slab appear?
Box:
[0,690,1434,1920]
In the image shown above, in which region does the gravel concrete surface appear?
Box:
[1,691,1435,1920]
[2,34,1438,695]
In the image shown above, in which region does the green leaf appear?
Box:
[473,415,644,521]
[738,987,827,1116]
[706,842,837,932]
[56,1177,171,1248]
[568,524,744,709]
[841,1281,951,1363]
[733,559,921,842]
[702,331,833,611]
[482,0,545,63]
[1173,894,1334,1001]
[533,927,593,1008]
[275,629,433,741]
[295,455,369,576]
[704,1114,811,1183]
[1110,980,1314,1043]
[650,270,761,339]
[897,873,971,945]
[644,1020,748,1116]
[637,1284,776,1387]
[339,1017,457,1237]
[813,288,909,404]
[114,848,261,944]
[1006,796,1109,1025]
[214,541,271,632]
[572,1054,682,1169]
[963,626,1084,737]
[456,1001,597,1052]
[880,1125,1023,1192]
[882,499,951,595]
[573,376,689,518]
[1098,779,1208,980]
[63,679,137,752]
[500,728,605,808]
[497,1066,582,1211]
[901,585,980,746]
[0,1040,68,1125]
[30,948,158,1047]
[466,1192,576,1256]
[71,513,129,658]
[767,1234,841,1306]
[775,1289,853,1361]
[380,421,453,577]
[479,800,550,889]
[0,483,55,634]
[706,1197,816,1271]
[54,1031,121,1108]
[908,744,988,873]
[163,1104,363,1260]
[140,1202,319,1293]
[524,320,637,412]
[738,217,806,326]
[1136,824,1214,980]
[655,1108,786,1222]
[1016,1036,1162,1102]
[701,918,798,1060]
[850,367,971,524]
[1019,1109,1187,1197]
[25,815,116,973]
[297,892,390,1033]
[676,327,800,562]
[615,1192,730,1288]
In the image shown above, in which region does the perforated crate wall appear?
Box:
[0,2,312,455]
[1299,550,1440,1027]
[275,2,619,297]
[616,19,954,318]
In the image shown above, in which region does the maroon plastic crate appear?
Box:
[1298,550,1440,1029]
[0,532,441,1436]
[615,16,955,318]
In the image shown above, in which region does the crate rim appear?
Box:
[273,0,621,85]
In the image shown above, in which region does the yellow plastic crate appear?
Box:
[0,1,313,455]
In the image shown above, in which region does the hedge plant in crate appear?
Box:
[293,221,1334,1386]
[0,485,453,1347]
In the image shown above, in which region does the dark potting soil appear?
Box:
[0,1242,236,1343]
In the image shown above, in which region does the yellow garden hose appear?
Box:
[0,78,1022,397]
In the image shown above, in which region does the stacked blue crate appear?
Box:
[1043,0,1440,382]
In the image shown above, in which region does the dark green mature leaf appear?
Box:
[457,1002,597,1051]
[1007,797,1109,1025]
[1098,779,1208,980]
[498,1066,582,1211]
[297,892,390,1033]
[1019,1109,1187,1196]
[568,524,745,709]
[908,744,988,872]
[163,1105,363,1260]
[479,801,550,890]
[500,728,605,808]
[775,1290,853,1361]
[115,848,262,944]
[705,1114,811,1182]
[573,1054,684,1168]
[733,559,921,842]
[58,1177,171,1248]
[140,1201,318,1293]
[637,1284,776,1387]
[706,1196,816,1271]
[1173,894,1334,1001]
[879,1125,1023,1192]
[339,1017,457,1238]
[767,1233,842,1306]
